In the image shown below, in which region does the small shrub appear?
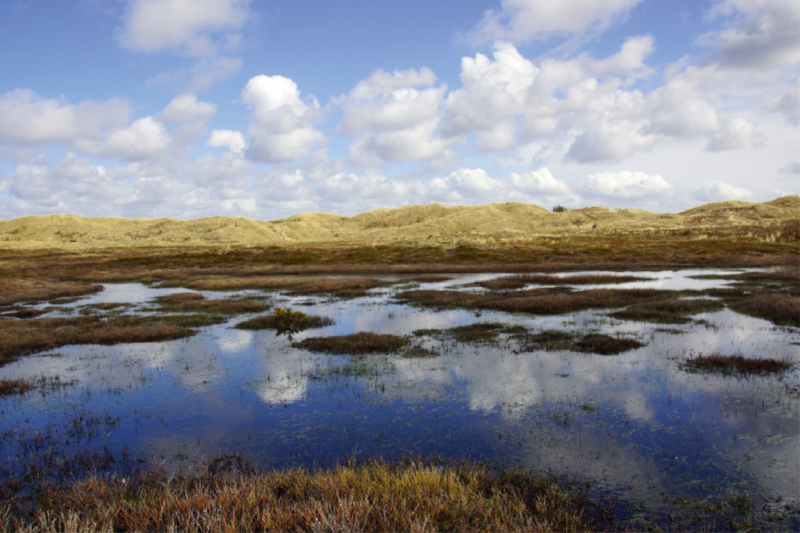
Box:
[552,205,567,213]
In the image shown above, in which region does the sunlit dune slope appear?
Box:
[0,195,797,250]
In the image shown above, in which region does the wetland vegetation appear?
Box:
[0,240,797,531]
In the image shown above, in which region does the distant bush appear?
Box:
[552,205,567,213]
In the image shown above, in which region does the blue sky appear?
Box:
[0,0,797,220]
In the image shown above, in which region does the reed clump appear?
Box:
[518,330,645,355]
[236,308,334,332]
[153,293,269,315]
[681,354,792,375]
[294,332,408,355]
[478,274,650,290]
[8,459,596,533]
[0,378,32,396]
[0,316,196,366]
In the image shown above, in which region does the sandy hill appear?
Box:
[0,196,797,250]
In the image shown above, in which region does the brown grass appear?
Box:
[726,292,800,327]
[293,332,408,355]
[681,354,792,375]
[0,316,196,366]
[0,378,32,396]
[479,274,650,290]
[236,310,334,332]
[413,322,528,344]
[153,292,269,315]
[610,298,725,324]
[0,279,102,307]
[5,459,598,533]
[397,288,675,316]
[518,330,645,355]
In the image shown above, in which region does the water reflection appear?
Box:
[1,269,797,528]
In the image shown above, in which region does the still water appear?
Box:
[1,269,798,527]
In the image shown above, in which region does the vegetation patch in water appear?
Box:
[0,316,198,366]
[478,274,651,290]
[414,322,527,344]
[0,378,32,396]
[163,276,392,298]
[396,288,675,316]
[293,332,408,355]
[609,298,725,324]
[518,330,645,355]
[7,458,598,533]
[153,292,269,315]
[235,307,333,333]
[0,279,103,307]
[681,354,792,375]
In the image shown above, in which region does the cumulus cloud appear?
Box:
[120,0,250,56]
[0,89,131,148]
[692,180,752,201]
[566,124,653,163]
[590,35,655,78]
[208,129,245,154]
[644,78,720,137]
[428,168,504,202]
[159,94,216,123]
[581,171,672,199]
[338,68,449,163]
[241,75,327,164]
[703,0,800,70]
[468,0,644,44]
[510,167,571,195]
[98,117,173,161]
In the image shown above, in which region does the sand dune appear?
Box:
[0,196,797,250]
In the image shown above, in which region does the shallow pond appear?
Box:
[1,269,798,529]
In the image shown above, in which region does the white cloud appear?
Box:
[644,77,720,137]
[0,89,131,147]
[581,171,672,199]
[159,94,216,123]
[566,123,653,163]
[590,35,655,78]
[706,117,759,151]
[704,0,800,70]
[469,0,644,44]
[692,180,752,201]
[779,161,800,174]
[147,57,243,93]
[208,129,245,154]
[120,0,250,56]
[428,168,504,201]
[241,75,327,164]
[510,167,571,195]
[98,117,173,161]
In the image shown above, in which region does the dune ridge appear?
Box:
[0,196,797,250]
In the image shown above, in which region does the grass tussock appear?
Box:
[6,459,597,533]
[0,279,102,307]
[293,332,408,355]
[397,288,675,316]
[681,354,792,375]
[164,276,390,298]
[0,316,196,366]
[236,307,334,332]
[0,378,32,396]
[479,274,650,290]
[610,298,725,324]
[519,330,645,355]
[415,322,527,344]
[153,292,269,315]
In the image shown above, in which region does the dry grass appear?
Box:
[0,316,196,366]
[610,298,725,324]
[293,332,408,355]
[0,279,102,307]
[153,292,269,315]
[0,378,32,396]
[518,330,645,355]
[478,274,650,290]
[5,459,597,533]
[725,292,800,327]
[236,308,334,332]
[397,288,675,316]
[681,354,792,375]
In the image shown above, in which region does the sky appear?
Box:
[0,0,798,220]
